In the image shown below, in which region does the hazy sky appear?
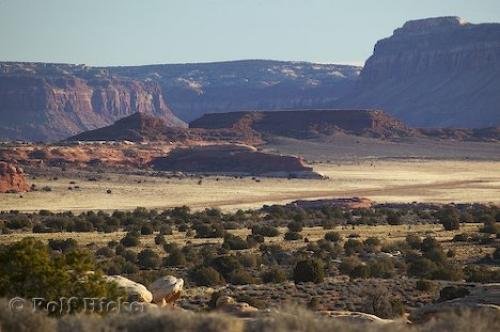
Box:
[1,0,500,66]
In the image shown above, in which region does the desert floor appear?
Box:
[1,159,499,212]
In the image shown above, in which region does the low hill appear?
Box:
[68,112,262,145]
[150,144,322,178]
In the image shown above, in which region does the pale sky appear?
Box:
[1,0,499,66]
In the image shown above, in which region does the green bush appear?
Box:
[0,238,123,313]
[252,224,280,237]
[415,279,437,292]
[140,224,154,235]
[222,234,248,250]
[210,255,242,279]
[163,249,187,267]
[324,231,342,243]
[405,234,422,249]
[287,221,303,233]
[261,268,287,283]
[137,249,160,269]
[284,231,303,241]
[48,238,78,253]
[293,259,325,284]
[229,269,257,285]
[188,266,225,286]
[120,232,140,247]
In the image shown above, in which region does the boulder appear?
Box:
[0,161,29,193]
[321,311,402,324]
[215,296,259,317]
[105,275,153,303]
[148,275,184,306]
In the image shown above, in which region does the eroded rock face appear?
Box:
[190,109,410,139]
[342,16,500,128]
[0,161,29,193]
[0,63,185,141]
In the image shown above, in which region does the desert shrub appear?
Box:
[47,238,78,253]
[237,254,261,268]
[261,268,287,283]
[5,214,32,230]
[284,231,303,241]
[293,259,325,284]
[120,249,138,263]
[465,265,500,283]
[140,224,154,235]
[324,231,342,243]
[287,221,303,233]
[349,264,370,279]
[210,255,242,279]
[230,269,257,285]
[344,238,363,255]
[222,234,248,250]
[453,233,472,242]
[430,263,464,281]
[159,225,173,235]
[386,212,402,225]
[247,234,265,244]
[407,257,438,278]
[0,238,123,313]
[163,249,187,267]
[494,247,500,260]
[421,236,441,252]
[405,234,422,249]
[438,286,470,302]
[154,234,166,245]
[368,258,395,278]
[95,246,115,258]
[480,221,500,234]
[137,249,160,269]
[188,266,225,286]
[437,206,461,231]
[120,232,140,247]
[339,256,362,275]
[194,223,225,238]
[252,224,280,237]
[363,287,405,319]
[416,279,438,292]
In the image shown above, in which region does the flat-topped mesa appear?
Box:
[190,109,411,139]
[150,144,323,178]
[395,16,469,35]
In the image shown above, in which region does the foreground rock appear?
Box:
[215,296,259,317]
[320,311,403,324]
[151,144,324,178]
[148,276,184,307]
[410,283,500,323]
[105,275,153,303]
[0,161,29,193]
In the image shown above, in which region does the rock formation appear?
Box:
[148,276,184,307]
[190,109,410,139]
[104,275,153,303]
[0,161,30,193]
[341,16,500,128]
[150,144,322,178]
[107,60,361,122]
[0,63,185,141]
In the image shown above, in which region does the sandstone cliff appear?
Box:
[0,161,29,193]
[341,17,500,128]
[0,63,185,141]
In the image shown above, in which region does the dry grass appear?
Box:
[0,160,499,213]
